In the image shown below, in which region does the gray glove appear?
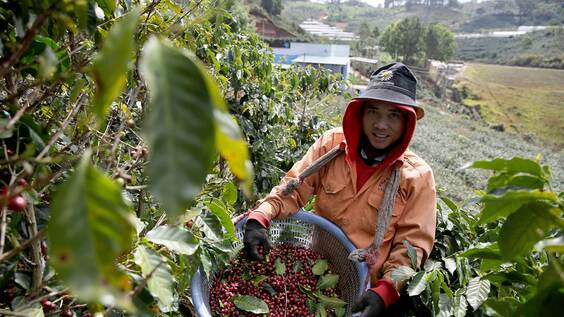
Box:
[352,290,385,317]
[243,219,271,260]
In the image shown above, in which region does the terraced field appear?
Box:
[458,63,564,149]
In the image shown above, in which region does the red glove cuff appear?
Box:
[370,280,400,307]
[247,212,270,228]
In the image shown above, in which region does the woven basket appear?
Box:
[191,209,368,316]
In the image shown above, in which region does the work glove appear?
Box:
[243,219,271,260]
[352,290,386,317]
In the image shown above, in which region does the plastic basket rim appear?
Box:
[190,209,368,317]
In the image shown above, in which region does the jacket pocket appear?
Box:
[315,178,350,218]
[367,193,405,241]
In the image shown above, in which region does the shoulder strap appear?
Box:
[282,145,345,195]
[348,166,401,276]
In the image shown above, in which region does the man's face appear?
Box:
[362,101,406,150]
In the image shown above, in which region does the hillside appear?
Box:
[281,0,464,33]
[280,0,564,35]
[455,28,564,68]
[455,63,564,149]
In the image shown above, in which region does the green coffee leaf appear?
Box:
[96,0,116,17]
[15,303,44,317]
[453,289,467,317]
[141,37,217,222]
[479,190,558,224]
[424,259,442,272]
[465,277,490,311]
[403,240,418,269]
[207,198,235,239]
[440,195,459,212]
[49,150,134,309]
[459,242,501,259]
[262,283,276,296]
[233,295,269,314]
[466,157,543,177]
[534,237,564,252]
[317,274,339,289]
[251,275,269,286]
[293,261,303,273]
[444,257,456,274]
[92,9,139,121]
[391,265,416,284]
[438,293,452,317]
[222,182,238,205]
[200,212,224,241]
[275,258,286,275]
[146,225,199,255]
[316,303,327,317]
[334,307,346,317]
[407,271,430,296]
[315,293,346,308]
[499,202,562,259]
[134,245,176,312]
[0,118,13,139]
[483,298,517,317]
[312,259,328,275]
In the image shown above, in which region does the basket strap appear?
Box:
[234,145,344,225]
[282,145,345,195]
[348,166,401,269]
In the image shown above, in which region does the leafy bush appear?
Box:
[0,0,342,315]
[394,157,563,316]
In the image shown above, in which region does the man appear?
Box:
[244,62,437,316]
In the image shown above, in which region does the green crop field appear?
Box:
[458,63,564,149]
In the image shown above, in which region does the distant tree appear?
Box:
[380,17,425,64]
[358,21,373,40]
[447,0,461,8]
[261,0,282,16]
[515,0,536,20]
[355,22,377,58]
[372,26,380,39]
[424,23,456,61]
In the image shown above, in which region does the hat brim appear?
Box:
[354,88,424,120]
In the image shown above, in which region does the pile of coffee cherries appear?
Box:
[209,243,344,316]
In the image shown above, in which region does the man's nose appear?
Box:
[372,117,387,129]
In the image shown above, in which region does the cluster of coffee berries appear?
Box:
[1,179,29,211]
[210,243,342,316]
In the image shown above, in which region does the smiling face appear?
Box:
[362,101,406,150]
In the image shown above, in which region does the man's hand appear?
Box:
[243,219,271,260]
[352,290,385,317]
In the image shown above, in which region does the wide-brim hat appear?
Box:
[354,62,424,120]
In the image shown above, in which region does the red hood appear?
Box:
[342,99,416,168]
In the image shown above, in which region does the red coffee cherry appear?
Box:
[8,195,27,211]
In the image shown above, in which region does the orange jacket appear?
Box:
[249,100,437,288]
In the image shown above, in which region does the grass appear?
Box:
[458,63,564,149]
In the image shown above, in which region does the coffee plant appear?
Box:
[1,1,561,317]
[393,157,563,317]
[0,0,341,316]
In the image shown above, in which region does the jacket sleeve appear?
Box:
[248,131,338,226]
[380,167,437,288]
